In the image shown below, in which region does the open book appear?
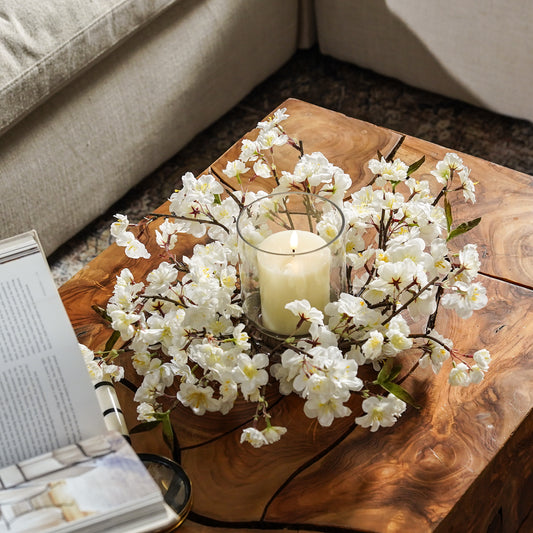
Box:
[0,232,179,532]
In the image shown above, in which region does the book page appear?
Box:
[0,233,106,468]
[0,432,170,533]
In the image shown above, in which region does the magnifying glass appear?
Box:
[138,454,192,531]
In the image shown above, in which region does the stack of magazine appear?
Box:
[0,232,180,533]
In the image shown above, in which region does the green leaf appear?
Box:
[92,305,110,321]
[376,358,395,385]
[388,364,403,382]
[161,415,175,453]
[106,349,120,361]
[104,330,121,354]
[213,193,222,205]
[379,381,421,409]
[444,197,453,234]
[407,155,425,176]
[130,421,160,434]
[447,217,482,242]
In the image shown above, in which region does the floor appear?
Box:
[48,46,533,286]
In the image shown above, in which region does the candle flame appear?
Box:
[290,231,298,253]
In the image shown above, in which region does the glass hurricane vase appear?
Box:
[237,191,346,338]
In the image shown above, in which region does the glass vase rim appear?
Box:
[236,190,345,256]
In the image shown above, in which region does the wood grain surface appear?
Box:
[59,99,533,532]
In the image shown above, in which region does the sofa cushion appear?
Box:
[314,0,533,123]
[0,0,180,135]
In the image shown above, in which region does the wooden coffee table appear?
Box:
[59,99,533,533]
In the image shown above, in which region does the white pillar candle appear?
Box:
[257,230,331,335]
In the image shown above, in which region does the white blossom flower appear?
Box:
[406,179,432,201]
[257,128,288,150]
[110,213,130,237]
[257,107,289,131]
[326,293,366,320]
[109,309,141,341]
[291,346,357,403]
[223,159,249,180]
[443,153,464,170]
[317,210,342,245]
[308,322,338,347]
[145,261,178,295]
[377,259,418,292]
[137,402,157,422]
[385,326,413,354]
[431,160,452,185]
[79,344,104,382]
[186,172,224,199]
[232,353,269,399]
[143,358,175,388]
[292,152,334,187]
[177,382,219,415]
[270,362,295,395]
[441,281,488,318]
[134,382,160,405]
[355,394,406,431]
[279,348,305,379]
[113,229,151,259]
[232,323,251,350]
[114,267,135,287]
[189,342,225,371]
[262,424,287,444]
[328,357,363,392]
[303,395,352,427]
[362,330,384,361]
[134,362,173,405]
[387,238,427,264]
[449,362,471,387]
[132,351,154,375]
[346,246,373,270]
[105,363,124,382]
[285,300,324,325]
[219,378,238,405]
[240,427,268,448]
[123,235,151,259]
[253,160,272,178]
[368,157,408,185]
[429,238,451,277]
[458,167,476,202]
[319,168,352,204]
[406,286,438,321]
[473,348,491,371]
[155,219,183,250]
[345,345,366,366]
[240,139,260,162]
[469,365,485,384]
[454,243,481,283]
[418,330,452,374]
[431,153,464,184]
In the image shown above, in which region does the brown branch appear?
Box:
[385,135,406,162]
[210,167,245,209]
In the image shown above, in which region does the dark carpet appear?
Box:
[49,47,533,285]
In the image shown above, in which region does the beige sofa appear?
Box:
[1,0,530,255]
[0,0,310,255]
[315,0,533,123]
